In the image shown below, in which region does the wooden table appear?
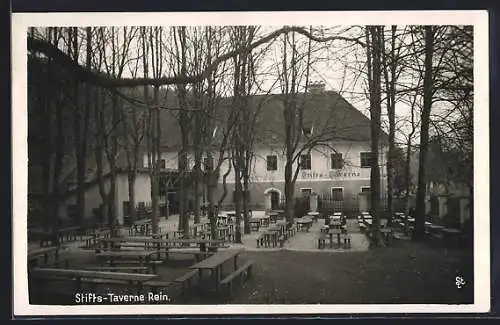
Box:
[217,226,230,240]
[58,226,81,243]
[101,237,227,254]
[380,228,393,245]
[130,219,152,236]
[329,221,342,229]
[272,210,285,220]
[249,218,261,232]
[296,218,313,231]
[259,216,270,227]
[329,216,342,225]
[328,229,342,248]
[189,249,243,293]
[28,246,60,268]
[192,223,207,237]
[267,212,279,224]
[307,212,320,222]
[96,250,159,267]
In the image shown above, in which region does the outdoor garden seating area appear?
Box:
[26,205,471,305]
[27,212,256,304]
[355,211,471,249]
[317,213,352,249]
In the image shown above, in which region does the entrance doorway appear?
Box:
[270,191,280,210]
[264,188,282,211]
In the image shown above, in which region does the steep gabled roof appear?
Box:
[150,89,388,151]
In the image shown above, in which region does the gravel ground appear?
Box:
[223,241,474,305]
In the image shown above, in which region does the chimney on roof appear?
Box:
[308,81,325,94]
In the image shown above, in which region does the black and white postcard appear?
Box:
[12,10,490,316]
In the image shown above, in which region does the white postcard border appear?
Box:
[12,10,490,315]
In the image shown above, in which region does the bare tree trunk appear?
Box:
[414,26,435,240]
[178,140,189,236]
[174,26,191,237]
[127,171,137,224]
[94,81,110,224]
[151,86,160,234]
[233,164,243,243]
[242,172,250,234]
[38,74,51,229]
[193,148,202,224]
[70,27,89,227]
[404,138,413,212]
[284,160,295,223]
[383,26,397,226]
[51,50,65,234]
[205,153,218,239]
[366,26,384,247]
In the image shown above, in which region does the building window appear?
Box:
[331,187,343,201]
[300,154,311,170]
[267,155,278,171]
[360,152,372,168]
[361,187,371,193]
[158,159,166,169]
[301,188,312,197]
[330,153,343,169]
[302,127,312,136]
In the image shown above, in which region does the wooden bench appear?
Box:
[84,266,150,274]
[220,260,255,297]
[278,235,286,248]
[174,269,199,295]
[29,268,158,294]
[256,233,269,248]
[340,234,352,248]
[317,233,327,249]
[104,260,163,274]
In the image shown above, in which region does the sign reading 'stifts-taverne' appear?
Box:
[301,170,361,180]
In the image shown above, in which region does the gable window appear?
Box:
[330,153,343,169]
[267,155,278,171]
[331,187,344,201]
[360,152,372,168]
[300,154,311,170]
